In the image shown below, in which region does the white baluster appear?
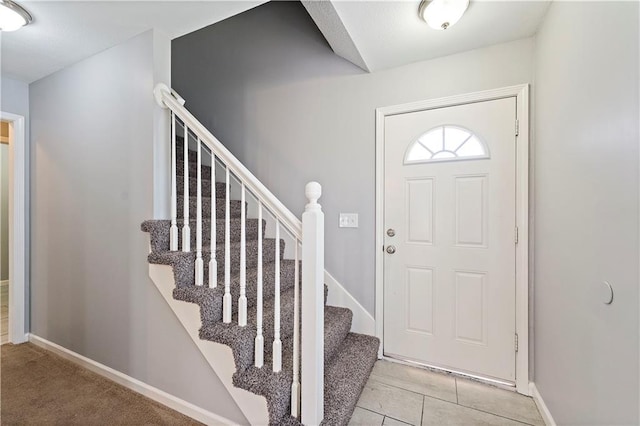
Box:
[254,202,264,368]
[273,221,282,373]
[208,155,217,288]
[182,126,191,252]
[223,167,232,323]
[291,240,301,418]
[169,112,178,251]
[195,138,204,286]
[238,183,247,326]
[302,182,324,425]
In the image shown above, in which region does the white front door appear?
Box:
[383,97,517,382]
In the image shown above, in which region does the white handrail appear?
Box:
[155,86,303,241]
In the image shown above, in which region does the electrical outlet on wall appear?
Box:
[339,213,358,228]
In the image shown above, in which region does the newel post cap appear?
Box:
[305,182,322,204]
[305,182,322,212]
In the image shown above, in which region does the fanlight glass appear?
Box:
[405,126,489,164]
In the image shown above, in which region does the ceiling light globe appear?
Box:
[0,0,32,32]
[419,0,470,31]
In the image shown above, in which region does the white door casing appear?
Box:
[375,85,530,394]
[1,111,28,344]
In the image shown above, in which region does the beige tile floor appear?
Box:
[350,360,544,426]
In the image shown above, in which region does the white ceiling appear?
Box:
[1,1,266,83]
[304,0,551,72]
[2,1,551,84]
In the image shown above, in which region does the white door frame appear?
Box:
[375,85,530,394]
[1,111,28,344]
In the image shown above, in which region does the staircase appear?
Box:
[142,84,379,425]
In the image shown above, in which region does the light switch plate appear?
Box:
[339,213,358,228]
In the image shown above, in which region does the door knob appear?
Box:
[386,245,396,254]
[387,228,396,237]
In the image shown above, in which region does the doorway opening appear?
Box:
[1,120,9,344]
[0,112,27,345]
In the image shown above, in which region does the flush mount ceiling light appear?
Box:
[0,0,32,32]
[419,0,469,30]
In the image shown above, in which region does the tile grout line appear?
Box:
[455,378,459,404]
[355,405,415,426]
[452,401,536,426]
[368,376,457,405]
[385,414,413,426]
[355,404,386,418]
[420,395,425,426]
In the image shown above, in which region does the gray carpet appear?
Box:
[142,140,379,425]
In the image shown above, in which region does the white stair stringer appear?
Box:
[148,263,270,426]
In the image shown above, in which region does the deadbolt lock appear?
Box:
[386,228,396,237]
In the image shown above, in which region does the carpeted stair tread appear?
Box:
[198,284,331,372]
[176,159,216,181]
[148,246,291,289]
[177,176,225,198]
[276,333,380,426]
[175,217,263,249]
[147,238,286,286]
[177,195,243,219]
[174,280,328,329]
[173,285,223,324]
[321,333,380,426]
[142,218,265,253]
[173,260,302,324]
[231,306,353,423]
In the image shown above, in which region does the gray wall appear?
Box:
[1,76,29,131]
[30,31,246,424]
[533,2,639,424]
[172,1,535,315]
[0,76,29,316]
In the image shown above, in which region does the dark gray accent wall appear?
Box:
[533,2,639,423]
[172,1,534,315]
[29,31,246,424]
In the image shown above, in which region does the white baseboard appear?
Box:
[324,270,375,336]
[529,382,556,426]
[28,334,237,426]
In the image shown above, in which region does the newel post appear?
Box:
[301,182,324,425]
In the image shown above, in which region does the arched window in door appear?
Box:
[404,125,490,164]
